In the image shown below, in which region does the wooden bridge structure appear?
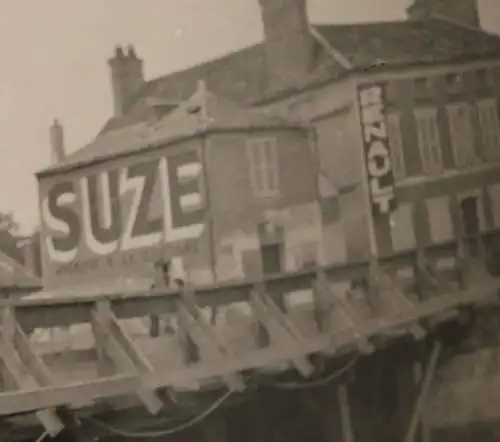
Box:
[1,233,500,441]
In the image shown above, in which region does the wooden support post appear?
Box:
[177,285,245,391]
[250,288,314,377]
[313,269,332,334]
[404,341,442,442]
[367,256,382,313]
[0,301,63,437]
[90,299,163,415]
[337,383,354,442]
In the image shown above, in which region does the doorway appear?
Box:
[261,243,282,275]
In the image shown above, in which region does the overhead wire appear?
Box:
[261,354,360,390]
[81,354,359,439]
[83,388,232,439]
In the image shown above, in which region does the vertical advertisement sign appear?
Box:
[357,83,396,216]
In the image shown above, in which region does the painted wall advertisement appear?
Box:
[357,83,396,216]
[38,147,209,290]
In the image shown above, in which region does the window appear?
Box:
[488,184,500,228]
[414,77,431,99]
[386,113,405,180]
[261,243,282,275]
[459,194,483,257]
[426,197,454,243]
[447,103,476,168]
[477,98,500,161]
[390,203,416,252]
[445,72,462,93]
[476,68,493,89]
[414,108,443,175]
[246,137,279,198]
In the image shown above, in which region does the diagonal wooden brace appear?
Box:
[177,286,245,392]
[372,266,427,341]
[90,300,163,415]
[415,259,459,326]
[250,288,314,377]
[335,293,376,354]
[0,303,63,436]
[386,280,427,341]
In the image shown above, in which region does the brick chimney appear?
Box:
[108,44,145,117]
[258,0,314,89]
[50,118,65,165]
[407,0,480,28]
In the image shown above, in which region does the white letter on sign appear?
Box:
[158,157,204,243]
[367,141,391,178]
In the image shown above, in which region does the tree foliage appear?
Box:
[0,211,42,276]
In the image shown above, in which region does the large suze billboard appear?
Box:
[38,145,209,290]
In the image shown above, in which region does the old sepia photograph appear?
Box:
[1,0,500,440]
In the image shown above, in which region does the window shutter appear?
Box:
[386,113,405,180]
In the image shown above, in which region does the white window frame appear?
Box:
[246,137,280,198]
[386,112,405,180]
[414,107,443,175]
[477,98,500,162]
[447,102,477,168]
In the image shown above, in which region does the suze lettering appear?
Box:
[358,84,396,215]
[41,150,205,263]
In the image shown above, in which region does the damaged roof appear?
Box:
[315,18,500,70]
[39,87,308,175]
[45,18,500,175]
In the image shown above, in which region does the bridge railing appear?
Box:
[1,230,500,437]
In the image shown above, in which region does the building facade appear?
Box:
[37,0,500,292]
[28,0,500,437]
[37,87,356,292]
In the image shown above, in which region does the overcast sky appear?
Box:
[0,0,499,234]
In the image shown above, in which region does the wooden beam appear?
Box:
[90,300,163,415]
[0,303,63,436]
[404,341,442,442]
[0,373,139,415]
[337,383,354,442]
[313,270,332,333]
[176,285,244,391]
[250,287,315,377]
[335,292,376,354]
[372,265,427,341]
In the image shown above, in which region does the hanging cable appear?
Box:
[82,388,232,439]
[260,355,360,390]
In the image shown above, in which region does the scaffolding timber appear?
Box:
[0,233,499,441]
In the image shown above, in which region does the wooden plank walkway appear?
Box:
[1,237,499,438]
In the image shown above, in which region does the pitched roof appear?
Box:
[44,18,500,175]
[315,18,500,71]
[96,37,344,134]
[0,249,41,290]
[39,87,308,175]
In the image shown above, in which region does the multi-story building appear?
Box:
[37,0,500,294]
[25,0,500,439]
